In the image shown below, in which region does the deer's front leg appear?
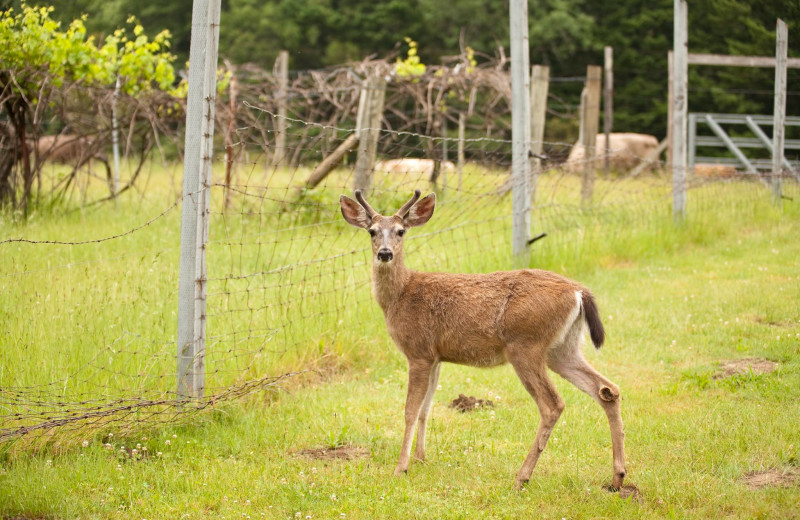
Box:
[395,359,434,476]
[414,361,441,461]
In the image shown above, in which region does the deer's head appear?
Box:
[340,189,436,265]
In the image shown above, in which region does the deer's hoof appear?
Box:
[610,471,626,491]
[394,467,408,477]
[513,478,528,491]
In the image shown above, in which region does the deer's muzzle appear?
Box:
[377,248,393,262]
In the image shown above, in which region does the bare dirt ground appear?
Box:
[294,444,370,461]
[448,394,494,412]
[739,468,799,490]
[714,358,778,379]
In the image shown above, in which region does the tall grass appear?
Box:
[1,158,796,450]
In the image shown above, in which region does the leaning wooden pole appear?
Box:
[304,133,359,190]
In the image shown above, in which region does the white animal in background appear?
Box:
[33,134,111,180]
[374,158,456,177]
[565,132,659,172]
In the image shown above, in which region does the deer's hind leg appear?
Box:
[547,322,627,490]
[506,341,565,490]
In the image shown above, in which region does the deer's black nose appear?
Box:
[377,248,393,262]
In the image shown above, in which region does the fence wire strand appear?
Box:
[2,61,798,452]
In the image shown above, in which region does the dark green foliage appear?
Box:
[16,0,800,139]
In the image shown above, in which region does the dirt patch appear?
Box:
[739,468,799,489]
[714,358,778,379]
[294,444,369,461]
[618,484,643,501]
[449,394,494,413]
[752,315,794,328]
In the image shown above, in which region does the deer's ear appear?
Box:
[404,193,435,227]
[340,195,371,229]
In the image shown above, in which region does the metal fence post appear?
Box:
[177,0,221,401]
[772,19,788,203]
[510,0,531,267]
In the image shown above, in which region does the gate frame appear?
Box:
[671,0,796,217]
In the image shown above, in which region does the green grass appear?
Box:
[1,163,799,518]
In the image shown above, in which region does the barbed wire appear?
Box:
[0,196,181,246]
[3,60,797,452]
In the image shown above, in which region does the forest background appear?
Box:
[1,0,798,141]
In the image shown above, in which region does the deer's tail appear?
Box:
[581,291,605,349]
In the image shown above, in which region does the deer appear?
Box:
[339,189,627,491]
[32,134,112,186]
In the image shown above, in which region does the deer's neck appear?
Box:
[371,253,411,311]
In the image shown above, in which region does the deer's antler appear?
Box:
[395,190,421,218]
[354,189,378,219]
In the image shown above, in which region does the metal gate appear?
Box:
[689,113,800,178]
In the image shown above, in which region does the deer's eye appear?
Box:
[368,229,376,237]
[397,229,405,237]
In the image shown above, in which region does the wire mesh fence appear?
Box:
[2,59,797,452]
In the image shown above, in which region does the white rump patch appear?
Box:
[548,291,584,351]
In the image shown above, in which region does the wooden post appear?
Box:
[667,50,674,169]
[772,19,788,203]
[111,76,121,199]
[603,46,614,174]
[177,0,221,401]
[510,0,531,266]
[530,65,549,203]
[442,114,448,196]
[224,70,237,211]
[273,50,289,167]
[457,112,465,192]
[581,65,601,206]
[672,0,688,220]
[353,75,386,191]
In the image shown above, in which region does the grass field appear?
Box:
[1,162,799,518]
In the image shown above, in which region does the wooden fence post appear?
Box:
[510,0,531,266]
[177,0,221,401]
[530,65,549,203]
[457,112,465,192]
[667,50,674,170]
[353,75,386,192]
[581,65,601,206]
[772,19,788,203]
[224,69,237,211]
[672,0,688,220]
[441,114,448,196]
[273,50,289,167]
[604,46,614,174]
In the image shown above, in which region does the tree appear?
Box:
[0,4,179,212]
